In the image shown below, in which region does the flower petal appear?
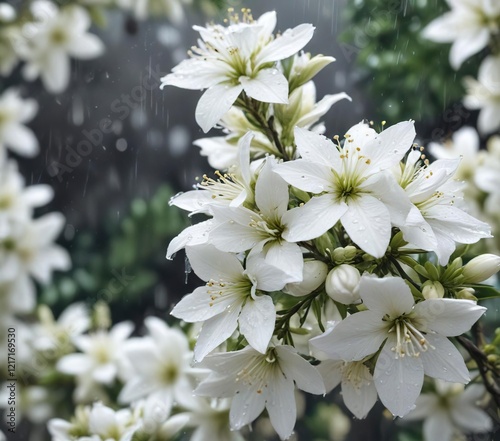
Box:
[256,23,314,64]
[342,375,378,419]
[341,195,391,258]
[266,371,297,440]
[195,83,243,133]
[276,346,325,395]
[373,336,424,417]
[275,159,334,193]
[310,311,387,361]
[239,295,275,354]
[423,412,454,441]
[240,69,288,104]
[229,385,266,430]
[194,303,242,362]
[413,298,486,336]
[359,276,415,317]
[186,244,243,282]
[294,126,341,169]
[420,333,470,383]
[282,194,347,242]
[255,158,289,218]
[450,30,490,70]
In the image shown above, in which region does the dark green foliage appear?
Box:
[40,185,186,316]
[340,0,480,124]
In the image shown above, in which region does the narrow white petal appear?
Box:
[240,69,288,104]
[450,30,489,70]
[359,276,415,317]
[450,403,493,433]
[257,23,314,64]
[297,92,352,128]
[341,377,378,419]
[275,160,334,193]
[229,386,266,429]
[68,33,105,59]
[264,241,303,283]
[341,195,391,258]
[362,121,415,171]
[420,334,470,383]
[2,124,39,157]
[56,354,92,374]
[194,303,241,362]
[209,220,263,253]
[422,14,461,42]
[414,298,486,336]
[161,59,226,90]
[478,104,500,135]
[282,194,347,242]
[373,336,424,417]
[310,311,387,361]
[195,83,243,133]
[186,244,243,282]
[423,412,454,441]
[400,206,439,251]
[266,372,296,440]
[22,185,54,207]
[276,346,325,395]
[41,51,70,94]
[239,295,275,354]
[171,286,234,322]
[256,158,289,218]
[345,122,377,150]
[93,363,117,384]
[294,127,341,169]
[403,394,439,421]
[316,360,343,392]
[166,220,211,259]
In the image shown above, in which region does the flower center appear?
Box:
[389,319,434,358]
[341,361,372,392]
[206,277,252,307]
[159,363,179,385]
[332,139,372,203]
[200,171,248,204]
[235,349,277,394]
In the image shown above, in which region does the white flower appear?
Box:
[171,245,285,361]
[398,151,491,264]
[57,321,133,389]
[210,157,304,281]
[118,317,199,416]
[87,403,138,441]
[422,0,500,69]
[174,396,244,441]
[427,126,483,182]
[195,345,325,440]
[311,276,486,417]
[275,122,415,258]
[161,11,314,132]
[171,131,255,215]
[18,1,104,93]
[403,380,493,441]
[318,359,377,419]
[0,159,53,238]
[464,55,500,135]
[0,26,20,77]
[0,88,39,157]
[325,264,361,305]
[0,213,70,315]
[33,303,90,354]
[48,406,92,441]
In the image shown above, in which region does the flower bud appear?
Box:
[332,245,357,264]
[462,254,500,283]
[456,287,477,301]
[422,280,445,299]
[284,260,328,297]
[325,264,361,304]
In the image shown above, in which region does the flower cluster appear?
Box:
[161,9,499,440]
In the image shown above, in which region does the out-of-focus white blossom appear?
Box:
[117,0,189,23]
[0,88,39,158]
[423,0,500,69]
[464,55,500,135]
[404,380,493,441]
[17,1,104,93]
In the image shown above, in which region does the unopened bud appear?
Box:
[325,264,361,304]
[284,260,328,297]
[456,287,477,301]
[422,280,445,299]
[332,246,357,264]
[462,254,500,283]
